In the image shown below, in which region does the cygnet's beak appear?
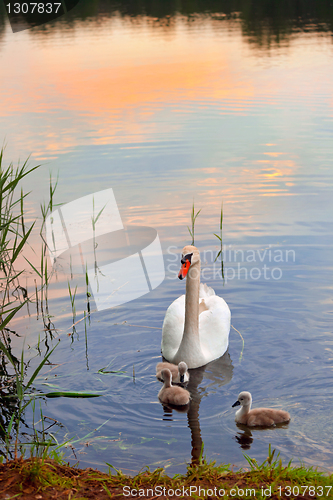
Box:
[232,400,241,408]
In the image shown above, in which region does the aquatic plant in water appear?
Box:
[0,150,62,459]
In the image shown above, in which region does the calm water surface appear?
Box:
[1,2,333,475]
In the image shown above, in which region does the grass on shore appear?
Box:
[0,446,332,499]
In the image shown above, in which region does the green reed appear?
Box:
[85,263,91,318]
[92,196,106,274]
[67,281,77,328]
[187,201,201,246]
[0,338,58,458]
[0,149,61,459]
[213,202,224,284]
[0,150,111,460]
[0,150,39,339]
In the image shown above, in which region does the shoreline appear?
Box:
[1,451,332,500]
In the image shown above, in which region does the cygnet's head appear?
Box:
[232,391,252,408]
[178,361,188,383]
[179,245,200,280]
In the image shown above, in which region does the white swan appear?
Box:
[161,245,230,369]
[232,391,291,427]
[158,368,190,406]
[156,361,189,384]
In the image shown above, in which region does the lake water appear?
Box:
[1,1,333,475]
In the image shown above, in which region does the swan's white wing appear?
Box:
[162,283,230,366]
[161,295,185,359]
[199,282,216,298]
[198,294,231,359]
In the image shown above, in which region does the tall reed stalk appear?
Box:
[0,150,39,343]
[0,149,59,459]
[214,202,225,284]
[188,202,201,246]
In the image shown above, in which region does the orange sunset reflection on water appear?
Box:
[1,14,332,237]
[2,39,254,157]
[2,16,332,157]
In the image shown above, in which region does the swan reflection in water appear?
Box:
[158,350,233,465]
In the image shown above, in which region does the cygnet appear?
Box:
[156,361,189,384]
[158,369,190,406]
[232,391,290,427]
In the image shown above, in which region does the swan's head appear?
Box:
[178,361,188,382]
[232,391,252,408]
[178,245,200,280]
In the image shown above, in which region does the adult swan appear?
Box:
[161,245,231,369]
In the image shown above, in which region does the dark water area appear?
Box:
[1,0,333,41]
[0,0,333,477]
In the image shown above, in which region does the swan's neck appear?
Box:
[173,260,203,366]
[183,261,200,339]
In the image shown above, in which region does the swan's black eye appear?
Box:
[181,253,193,265]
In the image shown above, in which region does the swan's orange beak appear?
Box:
[178,260,190,280]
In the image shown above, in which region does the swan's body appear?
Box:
[158,369,190,406]
[232,391,291,427]
[161,245,230,369]
[156,361,189,384]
